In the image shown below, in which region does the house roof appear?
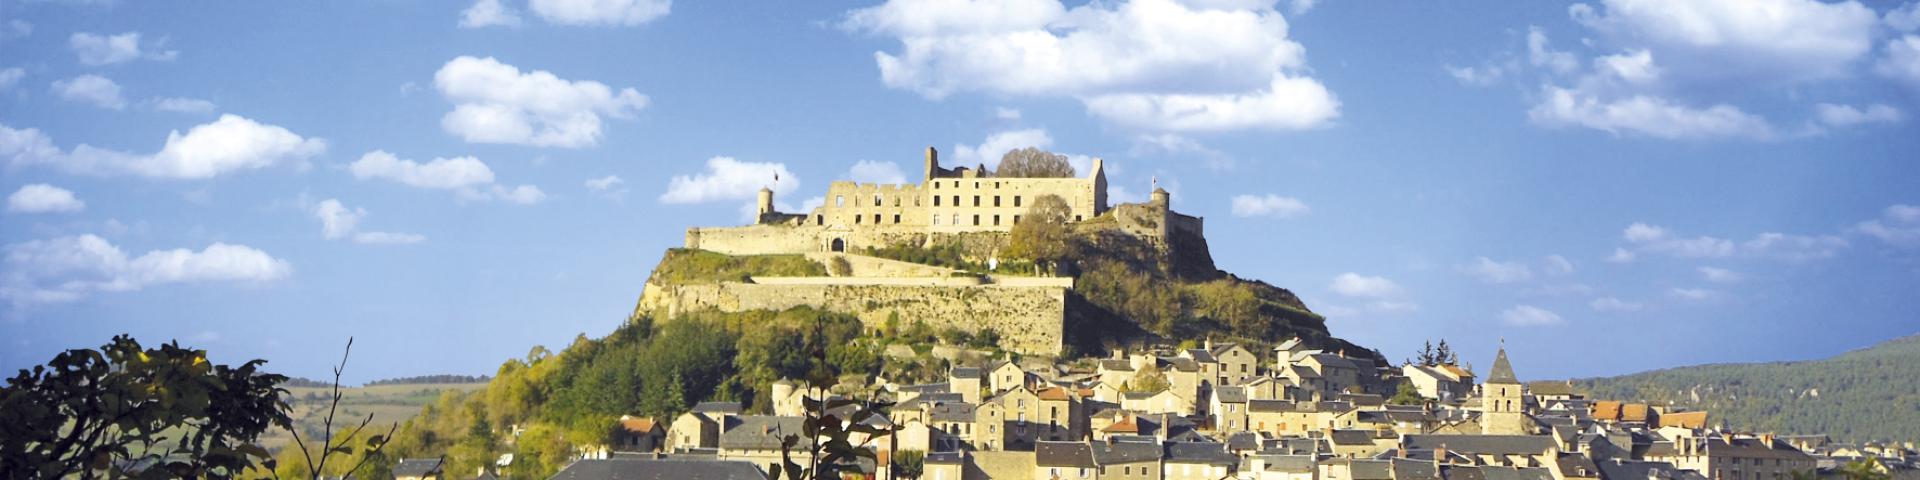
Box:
[1215,386,1248,403]
[1184,349,1219,363]
[1394,458,1441,480]
[1558,453,1602,478]
[619,416,660,434]
[1657,411,1708,429]
[1035,441,1097,468]
[1094,441,1162,465]
[1487,348,1519,385]
[1329,429,1377,446]
[1343,459,1395,480]
[548,458,768,480]
[1260,454,1319,473]
[1164,441,1237,465]
[1402,434,1557,456]
[1481,466,1555,480]
[1527,381,1575,397]
[1099,359,1134,372]
[1225,431,1262,451]
[391,458,444,477]
[924,452,965,465]
[949,367,982,380]
[718,416,806,451]
[1248,399,1293,413]
[1037,387,1073,401]
[1594,459,1709,480]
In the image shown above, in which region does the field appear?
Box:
[257,383,486,452]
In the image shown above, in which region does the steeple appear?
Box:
[1487,345,1519,385]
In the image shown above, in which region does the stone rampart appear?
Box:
[637,280,1068,355]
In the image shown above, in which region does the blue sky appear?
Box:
[3,0,1919,383]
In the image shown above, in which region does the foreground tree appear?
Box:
[1006,194,1074,274]
[996,147,1077,178]
[0,335,290,478]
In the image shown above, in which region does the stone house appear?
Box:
[1162,442,1236,480]
[668,402,742,451]
[717,415,811,476]
[1036,441,1098,480]
[1647,435,1816,480]
[1094,441,1163,480]
[1209,386,1250,432]
[613,415,664,452]
[1401,364,1475,403]
[1207,342,1260,386]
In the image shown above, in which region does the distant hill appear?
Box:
[1571,334,1920,443]
[365,374,490,386]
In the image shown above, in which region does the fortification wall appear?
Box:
[637,281,1068,355]
[686,225,932,256]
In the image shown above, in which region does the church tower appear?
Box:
[1481,344,1532,435]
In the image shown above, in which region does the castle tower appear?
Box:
[924,146,939,182]
[756,186,775,217]
[1481,344,1531,435]
[1150,187,1170,208]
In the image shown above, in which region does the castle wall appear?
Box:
[637,281,1069,355]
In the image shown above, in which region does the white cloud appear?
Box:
[460,0,524,28]
[584,174,628,199]
[1529,86,1775,140]
[1,234,290,307]
[1875,35,1920,89]
[1813,103,1902,128]
[7,184,85,214]
[1501,305,1565,326]
[1461,256,1533,284]
[995,107,1022,121]
[1445,63,1508,86]
[529,0,670,26]
[1543,254,1575,275]
[1851,204,1920,248]
[843,0,1339,131]
[1617,222,1847,261]
[150,97,217,114]
[1589,297,1644,312]
[1889,2,1920,31]
[1230,194,1309,219]
[1669,287,1715,300]
[51,74,126,110]
[1698,266,1742,283]
[848,160,907,185]
[69,32,175,66]
[1527,26,1579,75]
[313,199,425,245]
[0,68,23,90]
[350,150,494,189]
[952,128,1053,169]
[660,156,797,205]
[2,20,28,39]
[434,56,649,148]
[1595,49,1660,85]
[1606,247,1635,263]
[350,150,542,204]
[1329,272,1401,298]
[1130,133,1232,170]
[1,115,325,179]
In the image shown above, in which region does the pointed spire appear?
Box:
[1488,344,1519,385]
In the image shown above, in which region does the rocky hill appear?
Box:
[1572,334,1920,443]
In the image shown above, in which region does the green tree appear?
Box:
[0,335,290,478]
[995,147,1076,178]
[1006,194,1073,274]
[893,450,926,479]
[1388,379,1427,406]
[1125,365,1171,394]
[1839,458,1890,480]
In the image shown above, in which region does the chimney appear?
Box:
[1435,444,1449,465]
[1399,447,1410,459]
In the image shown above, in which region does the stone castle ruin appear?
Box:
[640,147,1206,356]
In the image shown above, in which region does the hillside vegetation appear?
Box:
[648,249,825,284]
[1573,334,1920,443]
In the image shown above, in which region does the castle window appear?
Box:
[973,196,980,207]
[873,214,881,224]
[994,196,1001,207]
[952,195,959,206]
[893,214,901,224]
[934,182,939,189]
[1014,215,1021,224]
[855,215,862,224]
[993,215,1000,226]
[974,182,980,188]
[894,197,901,207]
[836,196,844,207]
[973,215,980,226]
[874,195,882,206]
[951,214,959,225]
[1075,215,1082,222]
[934,196,942,206]
[933,215,940,225]
[816,215,823,226]
[1015,196,1023,207]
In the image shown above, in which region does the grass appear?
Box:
[256,383,486,452]
[649,248,826,284]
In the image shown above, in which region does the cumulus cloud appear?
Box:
[951,129,1054,170]
[1851,204,1920,248]
[1875,36,1920,89]
[460,0,523,28]
[1616,222,1846,261]
[1130,133,1232,170]
[434,56,649,148]
[2,234,290,307]
[660,156,797,205]
[1543,254,1575,275]
[1669,287,1716,301]
[1809,103,1903,132]
[1529,86,1775,140]
[1891,3,1920,32]
[349,150,543,204]
[7,184,85,213]
[69,32,177,66]
[312,199,425,245]
[995,107,1022,121]
[584,174,628,199]
[1589,296,1644,312]
[1460,257,1533,284]
[842,0,1339,131]
[1,115,325,179]
[1500,304,1565,326]
[1329,272,1402,298]
[51,74,126,110]
[529,0,671,26]
[848,160,907,185]
[1230,194,1309,219]
[1445,63,1510,87]
[150,97,218,114]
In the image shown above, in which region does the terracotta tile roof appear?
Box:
[1657,411,1708,429]
[1592,401,1623,421]
[1104,416,1141,433]
[1037,387,1073,401]
[1621,403,1649,422]
[619,416,659,433]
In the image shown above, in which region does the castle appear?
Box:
[643,147,1207,356]
[683,147,1201,256]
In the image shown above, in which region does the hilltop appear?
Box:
[1572,334,1920,443]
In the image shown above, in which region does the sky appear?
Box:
[3,0,1919,384]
